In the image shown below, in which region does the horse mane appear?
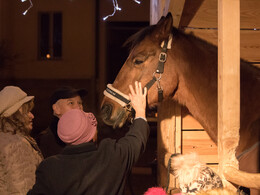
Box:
[123,24,156,51]
[123,23,216,54]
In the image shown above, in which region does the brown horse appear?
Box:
[100,13,260,193]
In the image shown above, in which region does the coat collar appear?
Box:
[61,142,97,155]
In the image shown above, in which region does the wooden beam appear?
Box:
[157,100,177,192]
[175,104,182,154]
[224,167,260,189]
[218,0,240,190]
[178,0,205,28]
[178,0,260,29]
[167,0,186,28]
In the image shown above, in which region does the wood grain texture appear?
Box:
[173,0,260,29]
[184,29,260,62]
[182,131,218,163]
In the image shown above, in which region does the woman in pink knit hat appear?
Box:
[28,81,150,195]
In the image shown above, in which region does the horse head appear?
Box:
[100,13,179,128]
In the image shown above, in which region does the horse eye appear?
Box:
[134,59,144,65]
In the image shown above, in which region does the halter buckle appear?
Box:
[159,52,167,63]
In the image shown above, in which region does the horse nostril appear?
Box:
[101,104,113,120]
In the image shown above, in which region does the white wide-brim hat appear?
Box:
[0,86,34,117]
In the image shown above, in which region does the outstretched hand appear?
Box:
[129,81,147,119]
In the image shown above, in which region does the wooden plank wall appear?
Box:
[182,107,218,164]
[178,0,260,66]
[157,100,178,189]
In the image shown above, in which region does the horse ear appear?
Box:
[152,12,173,41]
[156,15,166,26]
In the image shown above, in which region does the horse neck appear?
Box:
[171,36,218,142]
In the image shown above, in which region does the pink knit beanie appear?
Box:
[57,109,97,145]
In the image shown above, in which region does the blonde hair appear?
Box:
[0,100,34,135]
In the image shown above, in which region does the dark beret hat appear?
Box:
[50,86,88,106]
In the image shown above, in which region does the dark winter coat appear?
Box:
[28,118,149,195]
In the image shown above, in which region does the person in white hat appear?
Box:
[0,86,43,194]
[28,82,149,195]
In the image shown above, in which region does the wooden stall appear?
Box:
[151,0,260,193]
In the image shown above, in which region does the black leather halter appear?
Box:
[143,35,171,102]
[104,35,172,109]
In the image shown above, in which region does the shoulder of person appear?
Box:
[37,154,62,170]
[0,132,23,149]
[0,132,41,163]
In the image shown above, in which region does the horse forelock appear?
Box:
[123,25,156,51]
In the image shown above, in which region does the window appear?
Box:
[38,12,62,60]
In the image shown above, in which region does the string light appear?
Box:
[103,0,121,21]
[21,0,33,15]
[103,0,141,21]
[20,0,141,18]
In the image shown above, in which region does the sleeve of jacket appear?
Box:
[115,118,150,168]
[0,135,41,195]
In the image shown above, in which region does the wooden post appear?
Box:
[167,0,186,28]
[157,100,181,192]
[218,0,240,190]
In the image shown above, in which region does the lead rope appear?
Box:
[166,153,175,193]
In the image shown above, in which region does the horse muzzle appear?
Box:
[100,91,132,129]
